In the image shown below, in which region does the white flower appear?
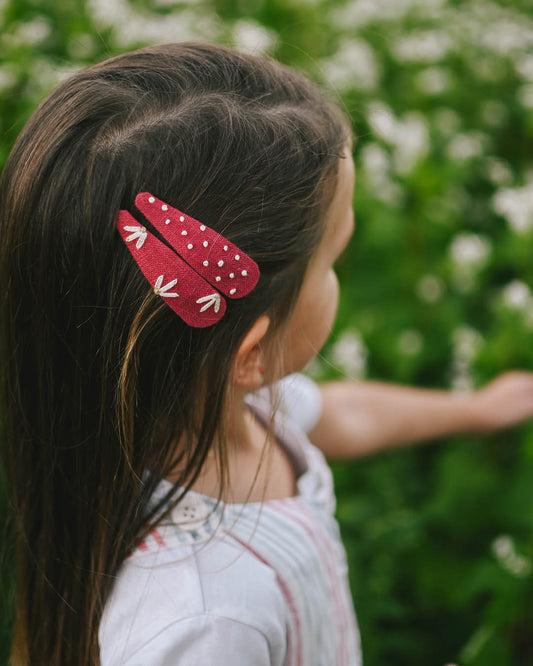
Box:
[329,329,367,379]
[392,112,430,176]
[479,19,533,57]
[450,325,483,393]
[452,326,483,362]
[483,157,513,186]
[87,0,220,47]
[232,19,277,55]
[366,102,398,144]
[501,280,532,311]
[361,143,390,175]
[153,275,179,298]
[446,132,487,161]
[115,11,217,47]
[330,0,413,30]
[15,17,52,46]
[124,225,147,250]
[448,234,491,293]
[366,104,430,176]
[321,38,380,92]
[391,30,452,64]
[508,557,532,577]
[492,535,532,578]
[449,233,491,268]
[87,0,130,26]
[360,143,404,205]
[492,535,513,559]
[493,177,533,234]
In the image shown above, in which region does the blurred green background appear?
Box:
[1,0,533,664]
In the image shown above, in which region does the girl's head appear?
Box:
[0,42,351,664]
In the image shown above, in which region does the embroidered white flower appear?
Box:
[124,225,147,249]
[153,275,179,298]
[196,292,221,313]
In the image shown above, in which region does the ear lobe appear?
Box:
[232,314,271,388]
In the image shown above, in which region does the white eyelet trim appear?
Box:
[171,496,214,531]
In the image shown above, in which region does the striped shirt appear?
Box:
[99,373,362,665]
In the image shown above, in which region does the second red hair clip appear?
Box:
[116,193,260,328]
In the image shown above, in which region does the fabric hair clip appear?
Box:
[117,192,260,327]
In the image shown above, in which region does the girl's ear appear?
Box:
[232,314,271,389]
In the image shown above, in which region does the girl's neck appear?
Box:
[165,392,298,503]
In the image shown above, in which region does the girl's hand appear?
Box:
[467,370,533,434]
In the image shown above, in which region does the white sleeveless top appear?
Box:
[99,372,362,665]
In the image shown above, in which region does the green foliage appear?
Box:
[1,0,532,664]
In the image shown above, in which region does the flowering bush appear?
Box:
[1,0,532,664]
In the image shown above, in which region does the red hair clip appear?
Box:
[116,192,260,328]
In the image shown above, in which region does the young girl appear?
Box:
[2,42,533,666]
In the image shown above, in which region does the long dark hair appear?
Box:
[0,42,350,665]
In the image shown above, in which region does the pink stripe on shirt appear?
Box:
[273,499,350,666]
[228,531,302,666]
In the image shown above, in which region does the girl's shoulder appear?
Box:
[99,373,340,665]
[99,521,289,665]
[249,371,324,435]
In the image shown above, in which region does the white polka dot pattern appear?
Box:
[135,192,260,299]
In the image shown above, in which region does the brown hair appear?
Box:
[0,42,350,664]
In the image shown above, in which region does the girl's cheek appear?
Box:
[324,268,340,325]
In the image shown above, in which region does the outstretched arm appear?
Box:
[307,370,533,459]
